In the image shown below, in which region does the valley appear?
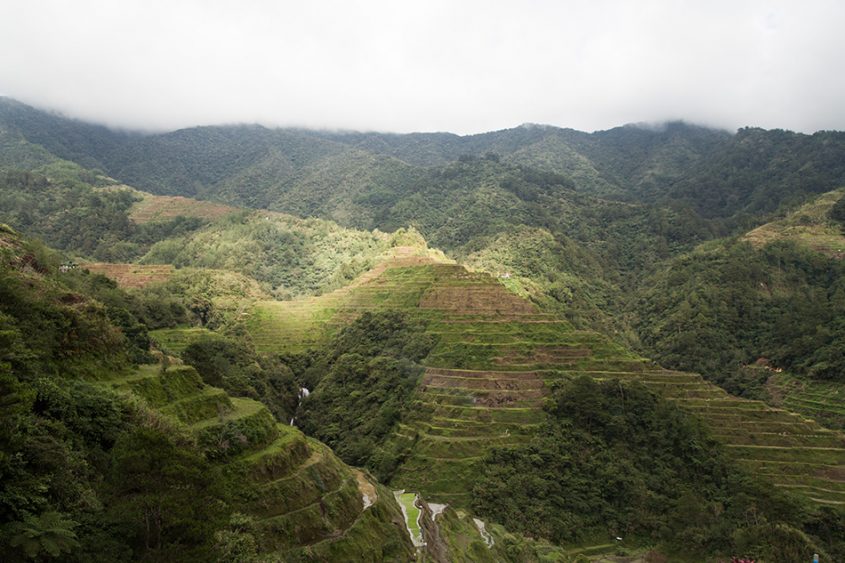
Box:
[1,97,844,560]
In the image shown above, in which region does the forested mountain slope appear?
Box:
[5,97,845,233]
[5,98,845,335]
[0,224,580,562]
[0,224,424,561]
[634,188,845,429]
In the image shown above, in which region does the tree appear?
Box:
[5,511,80,560]
[107,426,226,556]
[830,195,845,227]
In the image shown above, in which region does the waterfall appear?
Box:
[290,388,310,427]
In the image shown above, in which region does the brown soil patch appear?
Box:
[420,285,537,315]
[353,470,378,507]
[423,373,545,391]
[473,394,518,407]
[84,263,174,288]
[129,195,237,224]
[816,465,845,482]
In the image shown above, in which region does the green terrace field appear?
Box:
[245,247,452,353]
[765,371,845,430]
[239,253,845,511]
[743,186,845,258]
[150,327,221,354]
[394,491,424,547]
[99,365,414,560]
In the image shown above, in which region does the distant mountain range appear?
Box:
[4,96,845,224]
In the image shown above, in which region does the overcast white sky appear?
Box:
[1,0,843,134]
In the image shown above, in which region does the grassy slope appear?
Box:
[743,186,845,258]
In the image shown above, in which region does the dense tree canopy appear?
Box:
[296,312,436,468]
[472,376,839,560]
[635,240,845,386]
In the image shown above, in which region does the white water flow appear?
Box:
[289,387,311,426]
[473,518,494,548]
[428,503,448,520]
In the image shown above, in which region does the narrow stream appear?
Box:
[473,518,494,548]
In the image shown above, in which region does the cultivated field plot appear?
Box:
[766,371,845,430]
[128,193,237,224]
[83,263,174,288]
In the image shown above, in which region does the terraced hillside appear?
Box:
[246,245,453,353]
[743,186,845,258]
[101,365,415,560]
[765,370,845,430]
[245,254,845,510]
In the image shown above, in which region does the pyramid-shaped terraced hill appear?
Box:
[101,365,415,560]
[246,246,453,353]
[246,256,845,511]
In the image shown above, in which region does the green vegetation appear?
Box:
[296,312,436,468]
[2,98,845,559]
[0,227,225,560]
[182,336,299,422]
[0,227,418,561]
[635,239,845,384]
[472,376,838,560]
